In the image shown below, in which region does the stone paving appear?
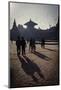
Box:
[10,42,59,88]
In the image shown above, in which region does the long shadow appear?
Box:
[33,51,51,61]
[18,55,45,82]
[45,48,57,52]
[10,67,17,88]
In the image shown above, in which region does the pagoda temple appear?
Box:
[24,19,37,28]
[24,19,38,40]
[10,19,20,41]
[10,19,59,41]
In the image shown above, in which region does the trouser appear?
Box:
[17,46,20,55]
[22,47,25,55]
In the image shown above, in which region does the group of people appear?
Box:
[16,36,36,56]
[16,36,26,56]
[16,36,45,56]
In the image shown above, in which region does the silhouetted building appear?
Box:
[10,19,59,42]
[10,19,20,41]
[55,17,59,40]
[24,19,38,40]
[18,24,25,38]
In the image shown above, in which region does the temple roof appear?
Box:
[24,19,37,26]
[13,19,16,27]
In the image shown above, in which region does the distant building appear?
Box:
[24,19,38,40]
[18,24,25,38]
[10,19,59,41]
[10,19,20,41]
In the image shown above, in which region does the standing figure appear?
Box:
[21,37,26,55]
[29,38,36,52]
[29,38,33,52]
[41,38,45,48]
[32,39,36,52]
[16,36,21,56]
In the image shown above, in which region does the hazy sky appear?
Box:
[10,2,59,30]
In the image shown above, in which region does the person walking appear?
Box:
[16,36,21,56]
[29,38,33,52]
[29,38,36,52]
[41,38,45,48]
[21,37,26,55]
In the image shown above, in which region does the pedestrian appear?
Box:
[29,38,36,52]
[21,37,26,55]
[16,36,21,56]
[33,39,36,52]
[41,38,45,48]
[29,38,33,52]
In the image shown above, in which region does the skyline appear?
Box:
[10,2,59,30]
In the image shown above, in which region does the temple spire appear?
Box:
[13,19,16,28]
[24,19,37,28]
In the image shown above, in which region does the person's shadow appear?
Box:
[18,55,45,82]
[45,48,57,52]
[33,51,51,61]
[10,67,16,88]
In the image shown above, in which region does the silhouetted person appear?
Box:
[29,38,36,52]
[32,39,36,52]
[16,36,21,56]
[41,38,45,48]
[21,37,26,55]
[29,38,33,52]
